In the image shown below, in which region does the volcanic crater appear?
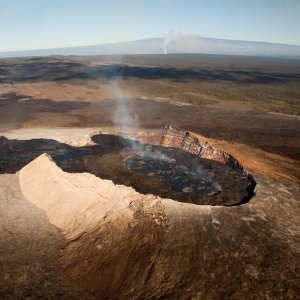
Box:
[0,125,256,206]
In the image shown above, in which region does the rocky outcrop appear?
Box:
[160,125,247,174]
[19,153,137,238]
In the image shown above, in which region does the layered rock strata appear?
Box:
[132,125,256,197]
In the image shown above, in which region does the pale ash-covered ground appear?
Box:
[0,127,299,299]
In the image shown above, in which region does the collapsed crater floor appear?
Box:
[0,133,255,206]
[87,135,254,205]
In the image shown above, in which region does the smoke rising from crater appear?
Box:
[110,76,139,133]
[109,75,172,160]
[163,29,182,54]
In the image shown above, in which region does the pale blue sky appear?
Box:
[0,0,299,51]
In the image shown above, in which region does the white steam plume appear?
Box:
[162,29,182,54]
[111,76,139,134]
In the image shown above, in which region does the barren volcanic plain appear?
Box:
[0,54,300,299]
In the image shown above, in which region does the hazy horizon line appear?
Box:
[1,34,300,53]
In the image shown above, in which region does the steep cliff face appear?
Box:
[135,125,247,174]
[132,125,256,200]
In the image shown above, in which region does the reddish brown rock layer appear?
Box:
[134,125,253,179]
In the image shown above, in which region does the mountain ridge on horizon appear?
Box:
[1,34,300,59]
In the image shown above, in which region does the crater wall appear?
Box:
[132,125,254,178]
